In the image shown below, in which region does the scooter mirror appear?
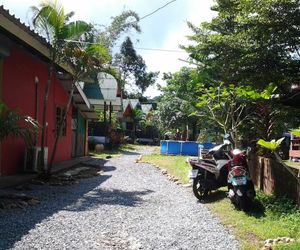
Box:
[223,139,231,145]
[224,133,230,139]
[232,148,242,155]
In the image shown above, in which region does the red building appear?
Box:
[0,6,95,176]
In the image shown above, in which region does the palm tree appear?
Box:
[31,1,142,177]
[47,42,113,175]
[30,0,93,176]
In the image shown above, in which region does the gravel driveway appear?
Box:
[0,148,240,250]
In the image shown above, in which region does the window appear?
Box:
[56,106,67,136]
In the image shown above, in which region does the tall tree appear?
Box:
[195,83,279,147]
[157,67,199,139]
[96,11,141,51]
[114,37,158,94]
[30,0,92,175]
[31,1,143,177]
[183,0,300,92]
[47,41,112,176]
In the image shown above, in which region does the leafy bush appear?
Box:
[0,102,38,146]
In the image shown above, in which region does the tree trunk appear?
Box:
[40,66,53,174]
[46,83,75,177]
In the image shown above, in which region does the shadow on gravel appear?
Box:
[121,151,140,156]
[101,165,117,172]
[0,171,112,249]
[65,188,154,211]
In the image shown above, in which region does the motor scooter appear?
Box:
[227,149,256,211]
[188,140,231,200]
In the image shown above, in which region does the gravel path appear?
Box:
[0,147,240,250]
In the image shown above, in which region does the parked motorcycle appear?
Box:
[227,149,255,211]
[188,141,231,200]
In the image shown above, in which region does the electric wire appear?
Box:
[139,0,177,21]
[64,39,185,53]
[63,0,182,53]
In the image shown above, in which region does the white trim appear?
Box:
[75,81,90,109]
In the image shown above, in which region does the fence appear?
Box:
[248,154,300,207]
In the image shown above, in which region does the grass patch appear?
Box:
[89,144,143,159]
[140,148,191,184]
[205,190,300,249]
[142,152,300,249]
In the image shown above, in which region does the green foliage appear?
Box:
[96,111,121,130]
[114,37,158,94]
[157,96,195,129]
[161,67,200,106]
[177,0,300,146]
[132,108,145,122]
[257,192,300,238]
[141,152,190,184]
[243,101,290,145]
[291,127,300,138]
[257,138,285,152]
[30,0,67,43]
[196,83,260,146]
[0,102,38,146]
[183,0,300,91]
[156,67,198,131]
[30,0,92,65]
[97,10,141,50]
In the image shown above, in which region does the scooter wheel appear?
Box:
[192,176,208,200]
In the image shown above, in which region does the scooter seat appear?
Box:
[201,159,216,165]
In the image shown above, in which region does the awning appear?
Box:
[89,97,122,112]
[73,82,99,120]
[83,73,122,112]
[57,74,98,120]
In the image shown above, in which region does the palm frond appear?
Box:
[61,21,91,40]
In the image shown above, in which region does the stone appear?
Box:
[261,244,272,250]
[182,183,192,188]
[135,156,142,163]
[95,144,104,153]
[265,239,274,245]
[161,169,168,175]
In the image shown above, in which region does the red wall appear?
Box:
[1,47,72,175]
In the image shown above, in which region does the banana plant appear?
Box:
[257,137,299,179]
[290,127,300,138]
[257,138,285,152]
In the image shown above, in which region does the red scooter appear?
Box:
[227,149,256,211]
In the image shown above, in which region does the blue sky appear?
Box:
[1,0,215,97]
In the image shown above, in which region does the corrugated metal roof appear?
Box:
[0,6,96,118]
[129,99,140,109]
[0,5,49,47]
[141,104,153,115]
[97,72,118,100]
